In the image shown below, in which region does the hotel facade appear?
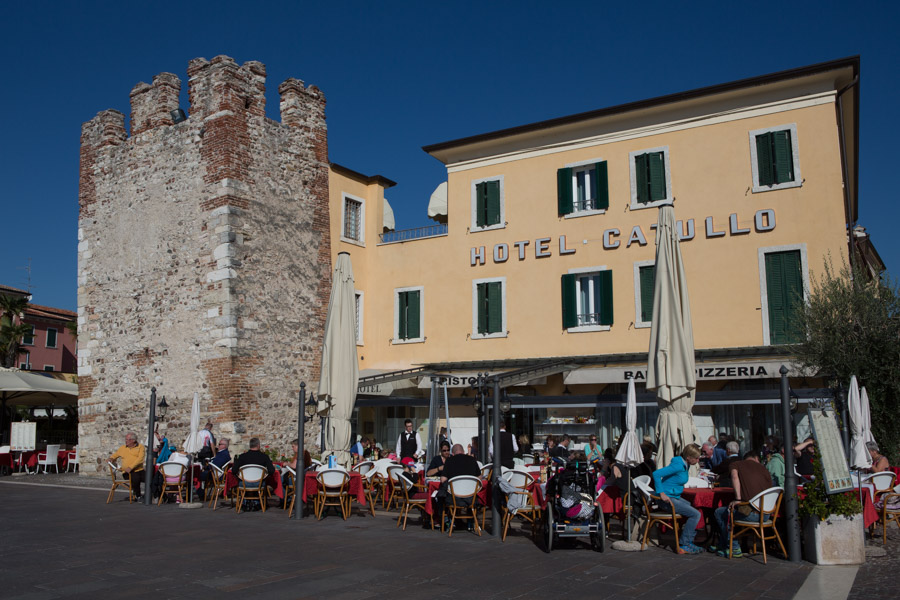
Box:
[328,57,868,455]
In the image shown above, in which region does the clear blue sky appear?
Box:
[2,1,898,311]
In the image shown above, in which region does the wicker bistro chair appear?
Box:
[633,476,682,552]
[235,465,269,513]
[396,473,431,530]
[157,461,188,505]
[446,475,484,537]
[206,463,228,509]
[386,465,405,511]
[480,463,493,481]
[106,461,137,504]
[352,461,378,516]
[863,472,897,503]
[282,466,296,515]
[316,468,351,520]
[877,486,900,544]
[501,469,540,541]
[729,486,787,564]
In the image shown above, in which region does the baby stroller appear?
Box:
[543,457,605,553]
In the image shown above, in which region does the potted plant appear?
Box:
[798,451,864,565]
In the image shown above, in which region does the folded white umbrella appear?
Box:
[183,392,203,454]
[860,386,875,444]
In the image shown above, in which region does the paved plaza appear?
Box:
[0,474,895,600]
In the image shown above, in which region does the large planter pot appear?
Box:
[803,514,865,565]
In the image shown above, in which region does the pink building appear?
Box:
[1,284,77,374]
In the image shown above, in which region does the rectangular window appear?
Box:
[472,278,506,338]
[394,288,423,342]
[471,176,504,231]
[561,269,613,331]
[343,198,362,241]
[46,328,58,348]
[750,124,801,193]
[558,161,609,216]
[43,365,54,372]
[630,146,672,209]
[22,325,35,346]
[639,265,655,324]
[764,250,804,345]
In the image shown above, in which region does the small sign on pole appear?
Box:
[808,407,853,494]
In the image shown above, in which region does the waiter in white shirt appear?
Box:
[396,419,423,461]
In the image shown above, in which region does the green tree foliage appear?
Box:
[0,294,31,368]
[798,449,861,520]
[796,260,900,462]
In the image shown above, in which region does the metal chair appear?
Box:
[157,461,188,505]
[863,471,897,503]
[37,444,60,474]
[729,486,786,564]
[877,486,900,544]
[501,470,540,541]
[634,476,682,552]
[396,473,430,530]
[316,468,351,520]
[446,475,483,537]
[106,461,136,504]
[235,465,268,513]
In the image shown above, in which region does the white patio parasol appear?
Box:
[646,204,698,469]
[183,392,203,454]
[615,376,645,542]
[860,386,875,444]
[317,252,359,467]
[848,376,870,470]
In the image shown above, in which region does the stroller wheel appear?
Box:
[544,509,554,553]
[590,507,606,552]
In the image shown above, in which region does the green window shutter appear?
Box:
[640,265,655,323]
[557,168,573,216]
[648,152,666,201]
[598,270,614,326]
[765,251,802,344]
[477,283,487,334]
[475,182,486,227]
[756,133,774,187]
[561,274,578,329]
[407,290,420,339]
[487,281,503,333]
[594,162,609,210]
[635,154,648,204]
[398,292,408,339]
[485,180,501,226]
[772,130,794,184]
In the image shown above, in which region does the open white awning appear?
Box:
[427,182,447,219]
[383,198,395,231]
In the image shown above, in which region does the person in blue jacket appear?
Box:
[651,443,703,554]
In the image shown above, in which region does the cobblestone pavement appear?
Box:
[847,523,899,600]
[0,474,815,600]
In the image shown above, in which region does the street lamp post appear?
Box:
[780,365,801,562]
[293,382,318,520]
[143,389,168,506]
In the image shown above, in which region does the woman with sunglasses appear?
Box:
[584,435,603,463]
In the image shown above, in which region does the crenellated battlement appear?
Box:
[130,72,181,135]
[188,55,267,121]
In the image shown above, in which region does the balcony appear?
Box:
[378,224,448,244]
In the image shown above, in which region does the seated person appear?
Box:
[231,437,276,479]
[200,438,231,495]
[711,451,774,558]
[350,437,369,459]
[427,441,451,477]
[109,431,146,499]
[438,444,482,519]
[584,435,603,463]
[793,437,816,477]
[712,441,741,480]
[652,443,703,554]
[865,442,890,473]
[400,456,420,485]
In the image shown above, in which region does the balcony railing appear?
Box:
[379,223,448,244]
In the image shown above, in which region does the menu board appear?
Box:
[808,408,853,494]
[11,421,36,452]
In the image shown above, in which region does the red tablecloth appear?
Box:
[0,453,13,469]
[890,467,900,481]
[424,478,491,516]
[682,487,736,530]
[17,449,69,470]
[595,485,625,515]
[224,469,284,500]
[303,471,365,505]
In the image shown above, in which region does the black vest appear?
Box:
[400,431,417,458]
[499,430,515,468]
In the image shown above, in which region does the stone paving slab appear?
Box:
[0,476,822,599]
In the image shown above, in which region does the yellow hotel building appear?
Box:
[325,57,871,456]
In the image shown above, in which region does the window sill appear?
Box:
[630,198,673,211]
[391,338,424,345]
[470,223,505,233]
[566,325,611,333]
[564,209,606,220]
[751,180,801,194]
[633,321,651,329]
[340,237,366,247]
[471,332,508,340]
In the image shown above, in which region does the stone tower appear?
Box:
[77,56,331,473]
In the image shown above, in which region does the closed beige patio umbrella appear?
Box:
[646,204,698,469]
[317,252,359,467]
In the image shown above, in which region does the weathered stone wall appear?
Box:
[77,56,330,474]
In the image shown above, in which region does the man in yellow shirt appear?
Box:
[109,431,146,499]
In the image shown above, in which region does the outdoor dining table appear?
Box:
[303,470,366,505]
[424,478,491,516]
[16,449,69,471]
[224,468,284,500]
[681,486,735,530]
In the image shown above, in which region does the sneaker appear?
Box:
[707,544,719,554]
[678,543,702,555]
[716,546,743,558]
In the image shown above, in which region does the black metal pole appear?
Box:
[780,366,801,562]
[837,385,850,461]
[143,387,157,506]
[294,383,306,520]
[491,376,501,538]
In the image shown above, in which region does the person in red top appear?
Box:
[711,451,774,558]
